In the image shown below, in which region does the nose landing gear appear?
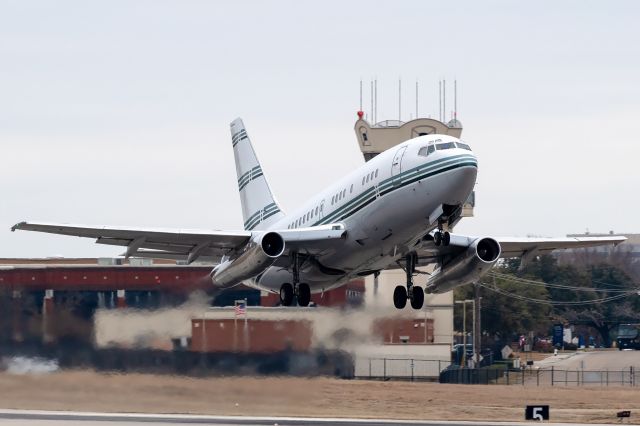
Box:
[434,230,451,247]
[393,252,424,310]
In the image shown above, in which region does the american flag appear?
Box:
[234,301,246,317]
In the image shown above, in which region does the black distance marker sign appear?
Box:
[525,405,549,421]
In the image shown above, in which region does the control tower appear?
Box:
[353,111,474,217]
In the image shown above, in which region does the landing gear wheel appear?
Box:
[298,283,311,307]
[280,283,294,306]
[393,285,407,309]
[442,231,451,246]
[410,286,424,310]
[434,231,443,246]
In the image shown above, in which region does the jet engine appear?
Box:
[211,231,285,288]
[427,237,501,294]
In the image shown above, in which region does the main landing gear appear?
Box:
[393,252,424,310]
[279,252,311,307]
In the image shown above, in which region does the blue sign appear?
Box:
[553,324,563,347]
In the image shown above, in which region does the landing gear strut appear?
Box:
[393,252,424,310]
[279,252,311,307]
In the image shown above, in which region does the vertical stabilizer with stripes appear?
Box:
[230,118,285,231]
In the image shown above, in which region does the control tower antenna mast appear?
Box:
[439,80,442,122]
[359,79,363,111]
[398,78,402,122]
[443,80,446,122]
[374,78,378,123]
[370,80,374,122]
[415,80,419,118]
[454,79,457,119]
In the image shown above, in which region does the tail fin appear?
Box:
[230,118,285,231]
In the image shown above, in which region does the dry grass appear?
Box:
[0,370,638,423]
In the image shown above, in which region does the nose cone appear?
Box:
[443,149,477,205]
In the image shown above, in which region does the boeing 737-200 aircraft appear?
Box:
[12,118,626,309]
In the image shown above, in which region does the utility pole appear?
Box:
[455,299,474,367]
[473,283,482,366]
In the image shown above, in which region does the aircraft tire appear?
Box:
[280,283,294,306]
[298,283,311,307]
[411,286,424,310]
[393,285,407,309]
[434,231,442,246]
[443,231,451,246]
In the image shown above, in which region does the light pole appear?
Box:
[455,299,474,367]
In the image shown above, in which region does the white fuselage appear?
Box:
[250,134,478,294]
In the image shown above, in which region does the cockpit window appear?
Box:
[418,145,436,157]
[456,142,471,150]
[436,142,456,150]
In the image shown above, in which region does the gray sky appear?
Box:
[2,0,639,257]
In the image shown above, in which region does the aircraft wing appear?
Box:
[11,221,347,264]
[494,236,627,258]
[11,221,252,263]
[412,233,627,266]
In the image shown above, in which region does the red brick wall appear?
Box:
[191,318,312,353]
[373,317,434,344]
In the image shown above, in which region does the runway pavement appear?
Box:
[0,409,623,426]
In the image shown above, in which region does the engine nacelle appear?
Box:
[211,231,285,288]
[427,237,501,294]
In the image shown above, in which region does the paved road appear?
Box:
[0,409,617,426]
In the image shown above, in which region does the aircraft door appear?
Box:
[391,146,407,186]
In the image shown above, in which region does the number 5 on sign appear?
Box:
[525,405,549,421]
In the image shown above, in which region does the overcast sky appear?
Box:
[2,0,639,258]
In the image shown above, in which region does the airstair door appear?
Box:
[391,146,407,187]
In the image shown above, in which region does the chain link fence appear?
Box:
[440,366,640,386]
[355,357,640,386]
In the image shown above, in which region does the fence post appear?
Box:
[383,358,386,381]
[606,369,609,386]
[537,368,540,386]
[411,359,414,382]
[506,369,510,385]
[369,358,371,378]
[522,367,525,385]
[631,367,634,387]
[551,366,554,386]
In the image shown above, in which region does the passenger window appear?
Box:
[342,189,346,198]
[375,169,378,178]
[315,206,319,215]
[350,184,353,193]
[370,171,374,180]
[362,177,365,185]
[331,195,335,205]
[366,175,370,183]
